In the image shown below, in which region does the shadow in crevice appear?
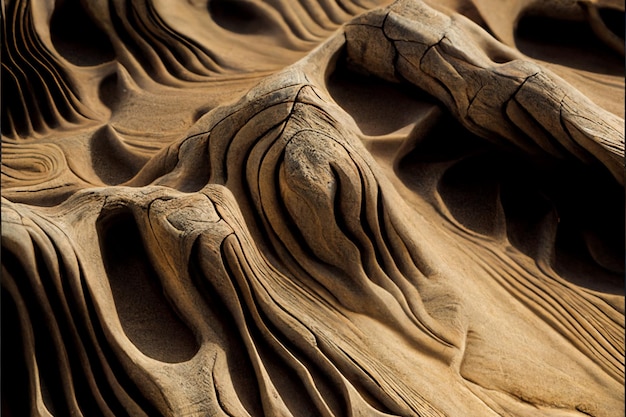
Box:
[396,113,624,295]
[327,56,439,137]
[1,278,33,417]
[98,209,199,363]
[188,240,265,415]
[50,0,116,66]
[597,8,625,39]
[89,126,148,185]
[208,0,278,35]
[98,72,119,112]
[515,13,623,75]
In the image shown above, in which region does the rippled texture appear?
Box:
[2,0,624,416]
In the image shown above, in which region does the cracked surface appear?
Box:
[2,0,624,416]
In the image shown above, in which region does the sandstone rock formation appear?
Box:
[2,0,624,416]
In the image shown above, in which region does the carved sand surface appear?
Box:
[1,0,624,416]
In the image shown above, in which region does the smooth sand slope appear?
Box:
[2,0,624,416]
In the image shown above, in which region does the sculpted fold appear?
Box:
[2,0,624,416]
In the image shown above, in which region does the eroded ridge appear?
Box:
[2,0,624,416]
[345,0,624,183]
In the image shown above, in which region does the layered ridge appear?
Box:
[2,0,624,416]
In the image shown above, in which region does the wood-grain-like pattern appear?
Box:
[2,0,624,416]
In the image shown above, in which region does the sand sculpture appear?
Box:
[2,0,624,415]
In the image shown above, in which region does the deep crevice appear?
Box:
[515,14,623,74]
[208,0,279,36]
[97,208,199,363]
[81,270,163,416]
[189,239,264,416]
[396,109,624,294]
[1,272,33,417]
[327,52,437,136]
[224,239,333,417]
[3,249,70,416]
[50,0,115,66]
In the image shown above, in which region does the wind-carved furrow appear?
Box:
[333,338,449,417]
[459,240,624,383]
[143,2,224,76]
[222,235,343,417]
[211,85,305,182]
[216,233,347,416]
[80,271,161,417]
[3,0,624,416]
[225,94,304,187]
[1,271,34,417]
[238,124,290,251]
[106,0,225,84]
[355,166,389,277]
[3,221,68,416]
[4,251,75,416]
[128,4,192,80]
[455,250,623,411]
[138,1,223,80]
[1,0,93,138]
[218,237,305,416]
[53,262,135,416]
[334,156,453,349]
[370,188,456,346]
[270,0,336,40]
[200,200,353,415]
[275,107,463,359]
[98,209,200,363]
[274,150,327,270]
[1,203,151,416]
[90,0,385,88]
[189,240,265,417]
[30,238,111,417]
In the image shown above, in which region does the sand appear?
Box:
[2,0,624,415]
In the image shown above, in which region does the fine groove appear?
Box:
[3,0,623,415]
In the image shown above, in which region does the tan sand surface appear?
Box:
[2,0,624,415]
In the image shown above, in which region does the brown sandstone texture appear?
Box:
[1,0,624,416]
